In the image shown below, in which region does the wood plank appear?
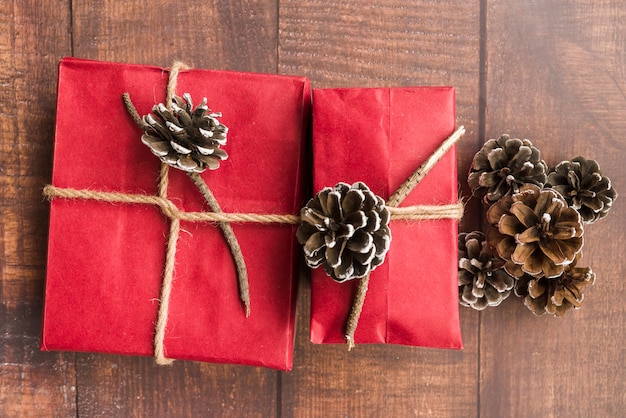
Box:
[5,0,623,415]
[0,0,76,416]
[71,0,278,73]
[279,1,482,416]
[286,282,479,417]
[75,354,277,417]
[70,1,280,416]
[481,1,626,416]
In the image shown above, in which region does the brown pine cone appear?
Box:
[458,231,515,310]
[486,184,584,279]
[547,156,617,224]
[140,93,228,172]
[514,254,595,316]
[296,182,391,282]
[468,135,548,205]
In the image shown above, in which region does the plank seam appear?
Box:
[477,0,488,416]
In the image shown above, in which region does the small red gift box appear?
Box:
[310,87,463,348]
[41,58,310,370]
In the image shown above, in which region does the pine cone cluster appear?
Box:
[296,182,391,282]
[458,231,515,310]
[547,156,617,224]
[141,93,229,173]
[460,135,616,316]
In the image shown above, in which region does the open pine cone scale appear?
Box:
[515,254,596,316]
[458,231,514,310]
[469,135,548,204]
[487,185,584,279]
[547,156,617,223]
[296,182,391,282]
[141,93,229,173]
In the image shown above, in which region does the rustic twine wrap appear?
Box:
[123,92,252,317]
[43,61,465,362]
[344,126,465,350]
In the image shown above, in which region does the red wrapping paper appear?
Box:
[41,57,311,370]
[310,87,463,348]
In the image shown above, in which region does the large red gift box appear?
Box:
[310,87,463,348]
[41,58,310,370]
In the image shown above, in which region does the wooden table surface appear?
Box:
[1,1,624,417]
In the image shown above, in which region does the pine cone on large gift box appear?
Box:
[458,231,515,310]
[141,93,229,172]
[487,184,584,279]
[469,135,548,205]
[547,156,617,224]
[514,254,596,316]
[296,182,391,282]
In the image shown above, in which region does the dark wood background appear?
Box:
[1,1,624,416]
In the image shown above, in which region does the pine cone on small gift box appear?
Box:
[514,254,596,316]
[296,182,391,282]
[469,135,548,205]
[458,231,515,310]
[141,93,229,173]
[486,184,584,279]
[547,156,617,224]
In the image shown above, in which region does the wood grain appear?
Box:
[71,0,278,73]
[481,1,626,416]
[1,0,625,416]
[75,355,277,417]
[0,0,76,416]
[278,1,482,416]
[67,1,280,416]
[284,280,479,418]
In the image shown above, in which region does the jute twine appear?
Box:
[43,61,465,362]
[344,125,465,350]
[42,185,463,224]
